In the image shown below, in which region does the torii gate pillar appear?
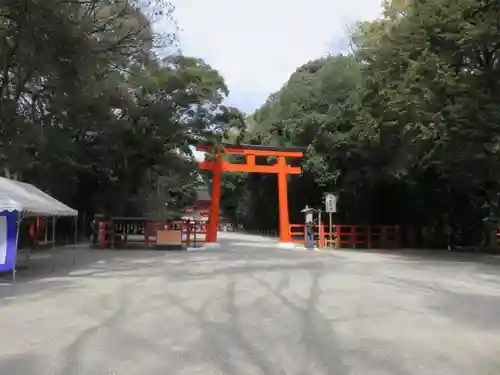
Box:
[197,144,304,246]
[277,156,292,244]
[206,153,222,243]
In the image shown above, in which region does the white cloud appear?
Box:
[168,0,383,113]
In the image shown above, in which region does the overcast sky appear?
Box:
[168,0,384,115]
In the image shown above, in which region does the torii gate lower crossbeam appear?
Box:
[197,144,304,245]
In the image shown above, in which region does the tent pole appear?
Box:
[51,216,56,272]
[44,219,48,243]
[82,212,86,240]
[74,216,78,245]
[12,213,22,284]
[73,216,78,266]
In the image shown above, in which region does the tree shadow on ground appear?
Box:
[251,272,411,375]
[426,289,500,331]
[0,243,314,302]
[58,279,166,375]
[0,246,170,302]
[335,247,500,266]
[162,279,286,375]
[0,352,44,375]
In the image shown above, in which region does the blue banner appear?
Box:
[0,210,18,272]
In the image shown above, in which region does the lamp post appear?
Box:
[301,205,319,250]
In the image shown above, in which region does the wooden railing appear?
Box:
[290,224,401,249]
[99,220,208,248]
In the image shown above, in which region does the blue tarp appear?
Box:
[0,210,18,272]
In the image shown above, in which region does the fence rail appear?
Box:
[97,220,401,249]
[290,224,401,249]
[100,220,208,248]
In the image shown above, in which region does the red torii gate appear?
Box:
[196,143,304,246]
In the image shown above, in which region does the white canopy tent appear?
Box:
[0,177,78,282]
[0,177,77,217]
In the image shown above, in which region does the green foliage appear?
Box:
[221,0,500,247]
[0,0,235,220]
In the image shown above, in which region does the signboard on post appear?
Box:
[324,194,337,213]
[324,193,337,248]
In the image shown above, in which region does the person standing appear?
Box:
[305,211,315,250]
[90,219,98,244]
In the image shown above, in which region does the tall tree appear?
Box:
[222,0,500,247]
[0,0,237,222]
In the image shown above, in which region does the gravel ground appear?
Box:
[1,233,500,375]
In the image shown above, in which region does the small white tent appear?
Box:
[0,177,78,280]
[0,177,77,216]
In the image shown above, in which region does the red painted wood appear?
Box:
[197,144,304,244]
[196,144,303,158]
[206,154,222,243]
[289,224,401,248]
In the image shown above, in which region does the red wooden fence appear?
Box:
[100,220,208,248]
[290,224,401,249]
[98,220,401,249]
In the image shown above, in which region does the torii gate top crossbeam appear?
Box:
[196,143,304,174]
[196,143,304,157]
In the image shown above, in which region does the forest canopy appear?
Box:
[3,0,500,248]
[0,0,245,220]
[220,0,500,248]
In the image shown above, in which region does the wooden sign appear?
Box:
[156,229,182,245]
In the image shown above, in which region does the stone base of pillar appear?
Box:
[203,242,220,249]
[277,242,296,249]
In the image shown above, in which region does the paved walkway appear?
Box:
[1,233,500,374]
